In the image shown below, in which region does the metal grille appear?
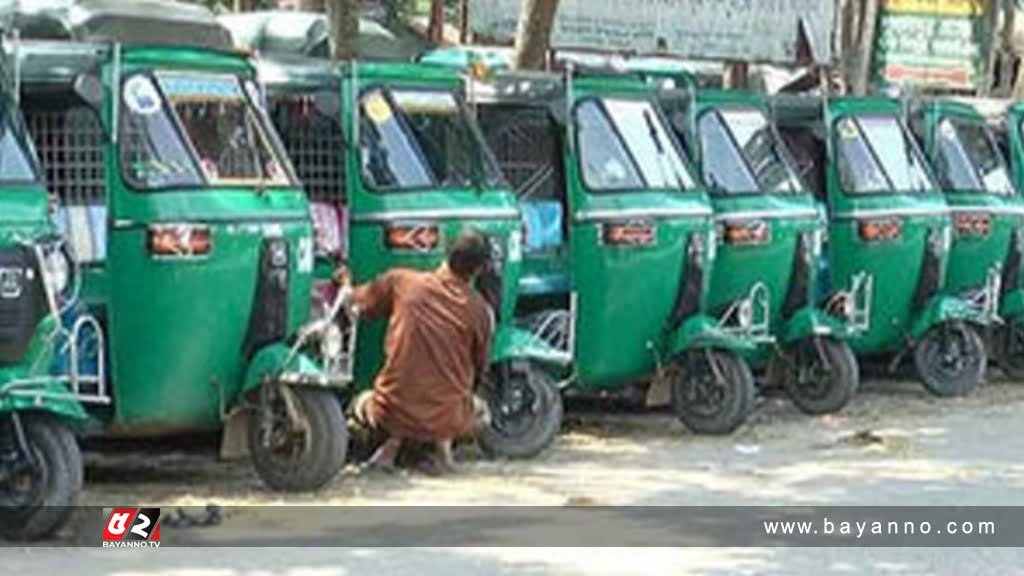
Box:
[271,97,346,203]
[479,105,560,201]
[25,107,106,206]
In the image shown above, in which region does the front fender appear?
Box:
[668,314,759,356]
[490,325,572,367]
[242,344,327,397]
[910,295,991,340]
[0,379,90,425]
[780,307,848,344]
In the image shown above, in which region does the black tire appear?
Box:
[783,336,860,415]
[914,322,987,397]
[478,362,563,459]
[0,414,83,541]
[671,348,755,435]
[249,385,348,492]
[996,320,1024,381]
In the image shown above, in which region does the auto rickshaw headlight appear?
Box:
[321,321,344,360]
[738,298,754,330]
[42,246,70,296]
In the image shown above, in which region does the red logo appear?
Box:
[102,507,161,544]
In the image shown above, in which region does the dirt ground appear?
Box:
[9,378,1024,575]
[76,378,1024,508]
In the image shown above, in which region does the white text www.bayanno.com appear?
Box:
[763,517,996,539]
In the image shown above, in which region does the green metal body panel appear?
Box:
[1001,103,1024,319]
[243,343,322,392]
[909,293,991,340]
[562,77,719,388]
[819,97,958,353]
[335,63,524,390]
[490,325,571,366]
[52,46,318,434]
[689,91,833,365]
[915,101,1021,314]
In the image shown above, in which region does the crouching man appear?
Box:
[341,232,494,475]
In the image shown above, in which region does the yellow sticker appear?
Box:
[363,92,393,125]
[838,119,859,140]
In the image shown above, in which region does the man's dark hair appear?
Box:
[447,232,492,279]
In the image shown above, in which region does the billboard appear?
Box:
[468,0,835,65]
[872,0,992,91]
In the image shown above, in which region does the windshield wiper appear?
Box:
[643,109,687,192]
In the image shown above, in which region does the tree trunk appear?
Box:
[428,0,445,44]
[325,0,359,61]
[512,0,560,71]
[299,0,327,12]
[844,0,879,95]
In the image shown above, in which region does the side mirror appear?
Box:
[73,72,104,110]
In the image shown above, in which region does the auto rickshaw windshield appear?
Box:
[119,72,297,191]
[934,117,1015,196]
[576,97,694,192]
[359,87,504,191]
[835,115,935,195]
[0,100,40,185]
[698,107,804,196]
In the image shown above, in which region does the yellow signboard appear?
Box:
[882,0,987,17]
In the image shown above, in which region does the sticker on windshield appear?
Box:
[939,119,957,140]
[123,76,162,116]
[838,119,859,140]
[157,73,243,101]
[364,92,393,125]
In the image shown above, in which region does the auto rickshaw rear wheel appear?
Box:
[671,349,755,435]
[914,322,986,397]
[477,362,563,459]
[782,336,859,415]
[0,413,82,541]
[249,384,348,492]
[995,320,1024,381]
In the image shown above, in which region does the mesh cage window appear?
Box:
[271,96,346,204]
[25,106,107,262]
[479,105,561,201]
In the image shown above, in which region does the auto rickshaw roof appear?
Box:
[259,56,464,94]
[773,94,905,126]
[219,10,426,62]
[695,89,767,109]
[1,0,233,50]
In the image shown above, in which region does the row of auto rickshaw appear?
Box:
[3,2,1024,540]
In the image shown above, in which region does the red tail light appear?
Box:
[148,224,212,257]
[723,220,770,245]
[601,220,655,246]
[953,212,991,237]
[858,218,902,242]
[384,223,440,252]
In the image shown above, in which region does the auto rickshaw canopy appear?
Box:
[0,0,233,50]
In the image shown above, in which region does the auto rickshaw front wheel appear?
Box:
[671,349,755,435]
[0,414,83,541]
[782,336,860,415]
[477,362,563,459]
[914,322,986,397]
[249,384,348,492]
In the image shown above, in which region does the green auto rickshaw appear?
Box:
[660,87,863,415]
[258,56,567,458]
[910,99,1021,377]
[775,96,991,396]
[996,101,1024,377]
[8,2,356,492]
[0,46,99,540]
[433,61,762,435]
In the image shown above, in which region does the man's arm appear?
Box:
[352,270,403,320]
[472,298,495,376]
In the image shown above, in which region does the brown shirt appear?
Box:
[354,265,493,441]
